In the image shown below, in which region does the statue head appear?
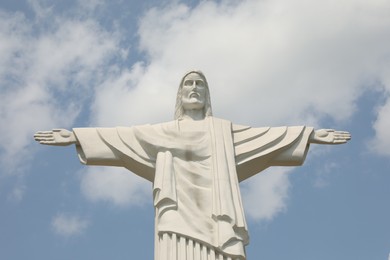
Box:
[174,70,213,120]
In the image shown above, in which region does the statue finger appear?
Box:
[335,135,348,141]
[335,131,350,135]
[335,132,350,137]
[35,130,53,134]
[34,136,44,141]
[34,134,53,140]
[40,140,55,145]
[334,139,347,144]
[34,132,54,137]
[36,137,54,142]
[336,133,351,140]
[34,135,45,140]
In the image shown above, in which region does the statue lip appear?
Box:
[189,92,200,98]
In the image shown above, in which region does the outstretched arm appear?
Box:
[34,129,78,146]
[309,129,351,145]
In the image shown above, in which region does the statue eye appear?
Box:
[184,80,193,86]
[196,80,205,88]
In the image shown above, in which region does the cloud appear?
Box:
[241,168,291,221]
[80,167,151,207]
[370,94,390,156]
[313,161,338,189]
[0,2,126,197]
[7,183,26,202]
[91,0,390,127]
[51,213,89,237]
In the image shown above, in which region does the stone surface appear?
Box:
[34,70,351,260]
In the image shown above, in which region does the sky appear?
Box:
[0,0,389,259]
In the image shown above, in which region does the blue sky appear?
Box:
[1,0,389,259]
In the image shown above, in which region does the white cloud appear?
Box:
[7,182,26,202]
[78,0,105,12]
[90,0,390,127]
[241,168,291,221]
[313,162,338,189]
[370,95,390,156]
[80,167,151,207]
[51,213,89,237]
[0,5,125,177]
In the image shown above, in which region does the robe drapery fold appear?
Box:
[73,117,313,259]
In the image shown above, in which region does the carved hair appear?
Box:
[174,70,213,120]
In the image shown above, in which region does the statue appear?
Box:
[34,70,351,260]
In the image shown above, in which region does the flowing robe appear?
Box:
[73,117,313,260]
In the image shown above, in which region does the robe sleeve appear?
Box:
[73,127,156,182]
[73,128,122,166]
[233,125,314,182]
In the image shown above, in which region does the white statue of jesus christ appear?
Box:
[34,71,351,260]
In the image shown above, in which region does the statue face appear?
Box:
[181,73,207,111]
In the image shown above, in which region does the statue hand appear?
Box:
[34,129,77,146]
[310,129,351,145]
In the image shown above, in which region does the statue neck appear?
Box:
[182,109,205,121]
